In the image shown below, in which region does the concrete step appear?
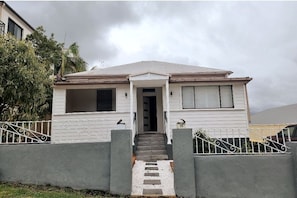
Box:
[138,139,165,143]
[137,134,165,137]
[136,132,168,161]
[136,150,167,155]
[138,134,165,139]
[137,145,166,151]
[136,154,168,161]
[137,141,165,146]
[138,132,164,135]
[137,138,164,141]
[138,133,165,136]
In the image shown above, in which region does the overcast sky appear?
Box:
[7,1,297,113]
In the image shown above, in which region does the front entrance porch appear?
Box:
[136,87,163,133]
[130,73,171,161]
[129,72,171,145]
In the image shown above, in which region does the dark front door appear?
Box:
[143,96,157,131]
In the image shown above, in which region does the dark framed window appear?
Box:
[97,89,116,111]
[66,89,116,113]
[7,18,23,40]
[182,85,234,109]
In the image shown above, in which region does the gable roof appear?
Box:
[251,103,297,125]
[56,60,252,85]
[66,61,232,77]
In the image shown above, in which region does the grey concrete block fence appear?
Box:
[0,129,132,196]
[110,129,132,195]
[2,128,297,197]
[172,128,196,198]
[173,129,297,198]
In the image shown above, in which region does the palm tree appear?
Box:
[59,42,87,76]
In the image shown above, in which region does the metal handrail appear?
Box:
[0,121,51,144]
[193,128,290,155]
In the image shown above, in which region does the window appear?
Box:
[97,89,116,111]
[182,85,233,109]
[7,18,23,40]
[66,89,116,113]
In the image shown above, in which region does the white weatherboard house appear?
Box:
[0,1,35,39]
[51,61,252,144]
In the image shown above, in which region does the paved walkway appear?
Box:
[131,160,175,196]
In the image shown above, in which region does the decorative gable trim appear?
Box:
[129,72,169,81]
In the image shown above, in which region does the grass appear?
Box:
[0,182,128,198]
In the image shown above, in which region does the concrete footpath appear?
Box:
[131,160,175,196]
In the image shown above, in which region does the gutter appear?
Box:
[170,77,252,84]
[54,76,252,86]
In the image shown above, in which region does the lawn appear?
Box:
[0,182,127,198]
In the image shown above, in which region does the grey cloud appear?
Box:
[9,1,140,67]
[7,1,297,112]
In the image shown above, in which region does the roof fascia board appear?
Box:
[66,74,127,79]
[170,77,252,84]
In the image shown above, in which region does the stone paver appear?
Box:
[145,167,158,170]
[144,172,159,177]
[146,162,158,166]
[143,189,163,195]
[143,179,161,185]
[131,160,175,196]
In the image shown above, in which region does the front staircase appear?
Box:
[135,133,168,161]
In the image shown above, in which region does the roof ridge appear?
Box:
[66,60,235,77]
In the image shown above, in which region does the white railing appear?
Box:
[193,128,290,155]
[0,121,51,144]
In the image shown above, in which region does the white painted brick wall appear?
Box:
[52,112,130,143]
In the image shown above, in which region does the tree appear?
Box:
[60,42,87,76]
[25,26,87,118]
[25,26,63,74]
[26,26,87,77]
[0,27,86,121]
[0,34,52,121]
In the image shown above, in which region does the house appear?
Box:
[250,103,297,141]
[0,1,34,39]
[251,103,297,125]
[51,61,252,144]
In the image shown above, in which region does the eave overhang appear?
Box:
[170,76,252,84]
[54,74,129,86]
[55,73,252,86]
